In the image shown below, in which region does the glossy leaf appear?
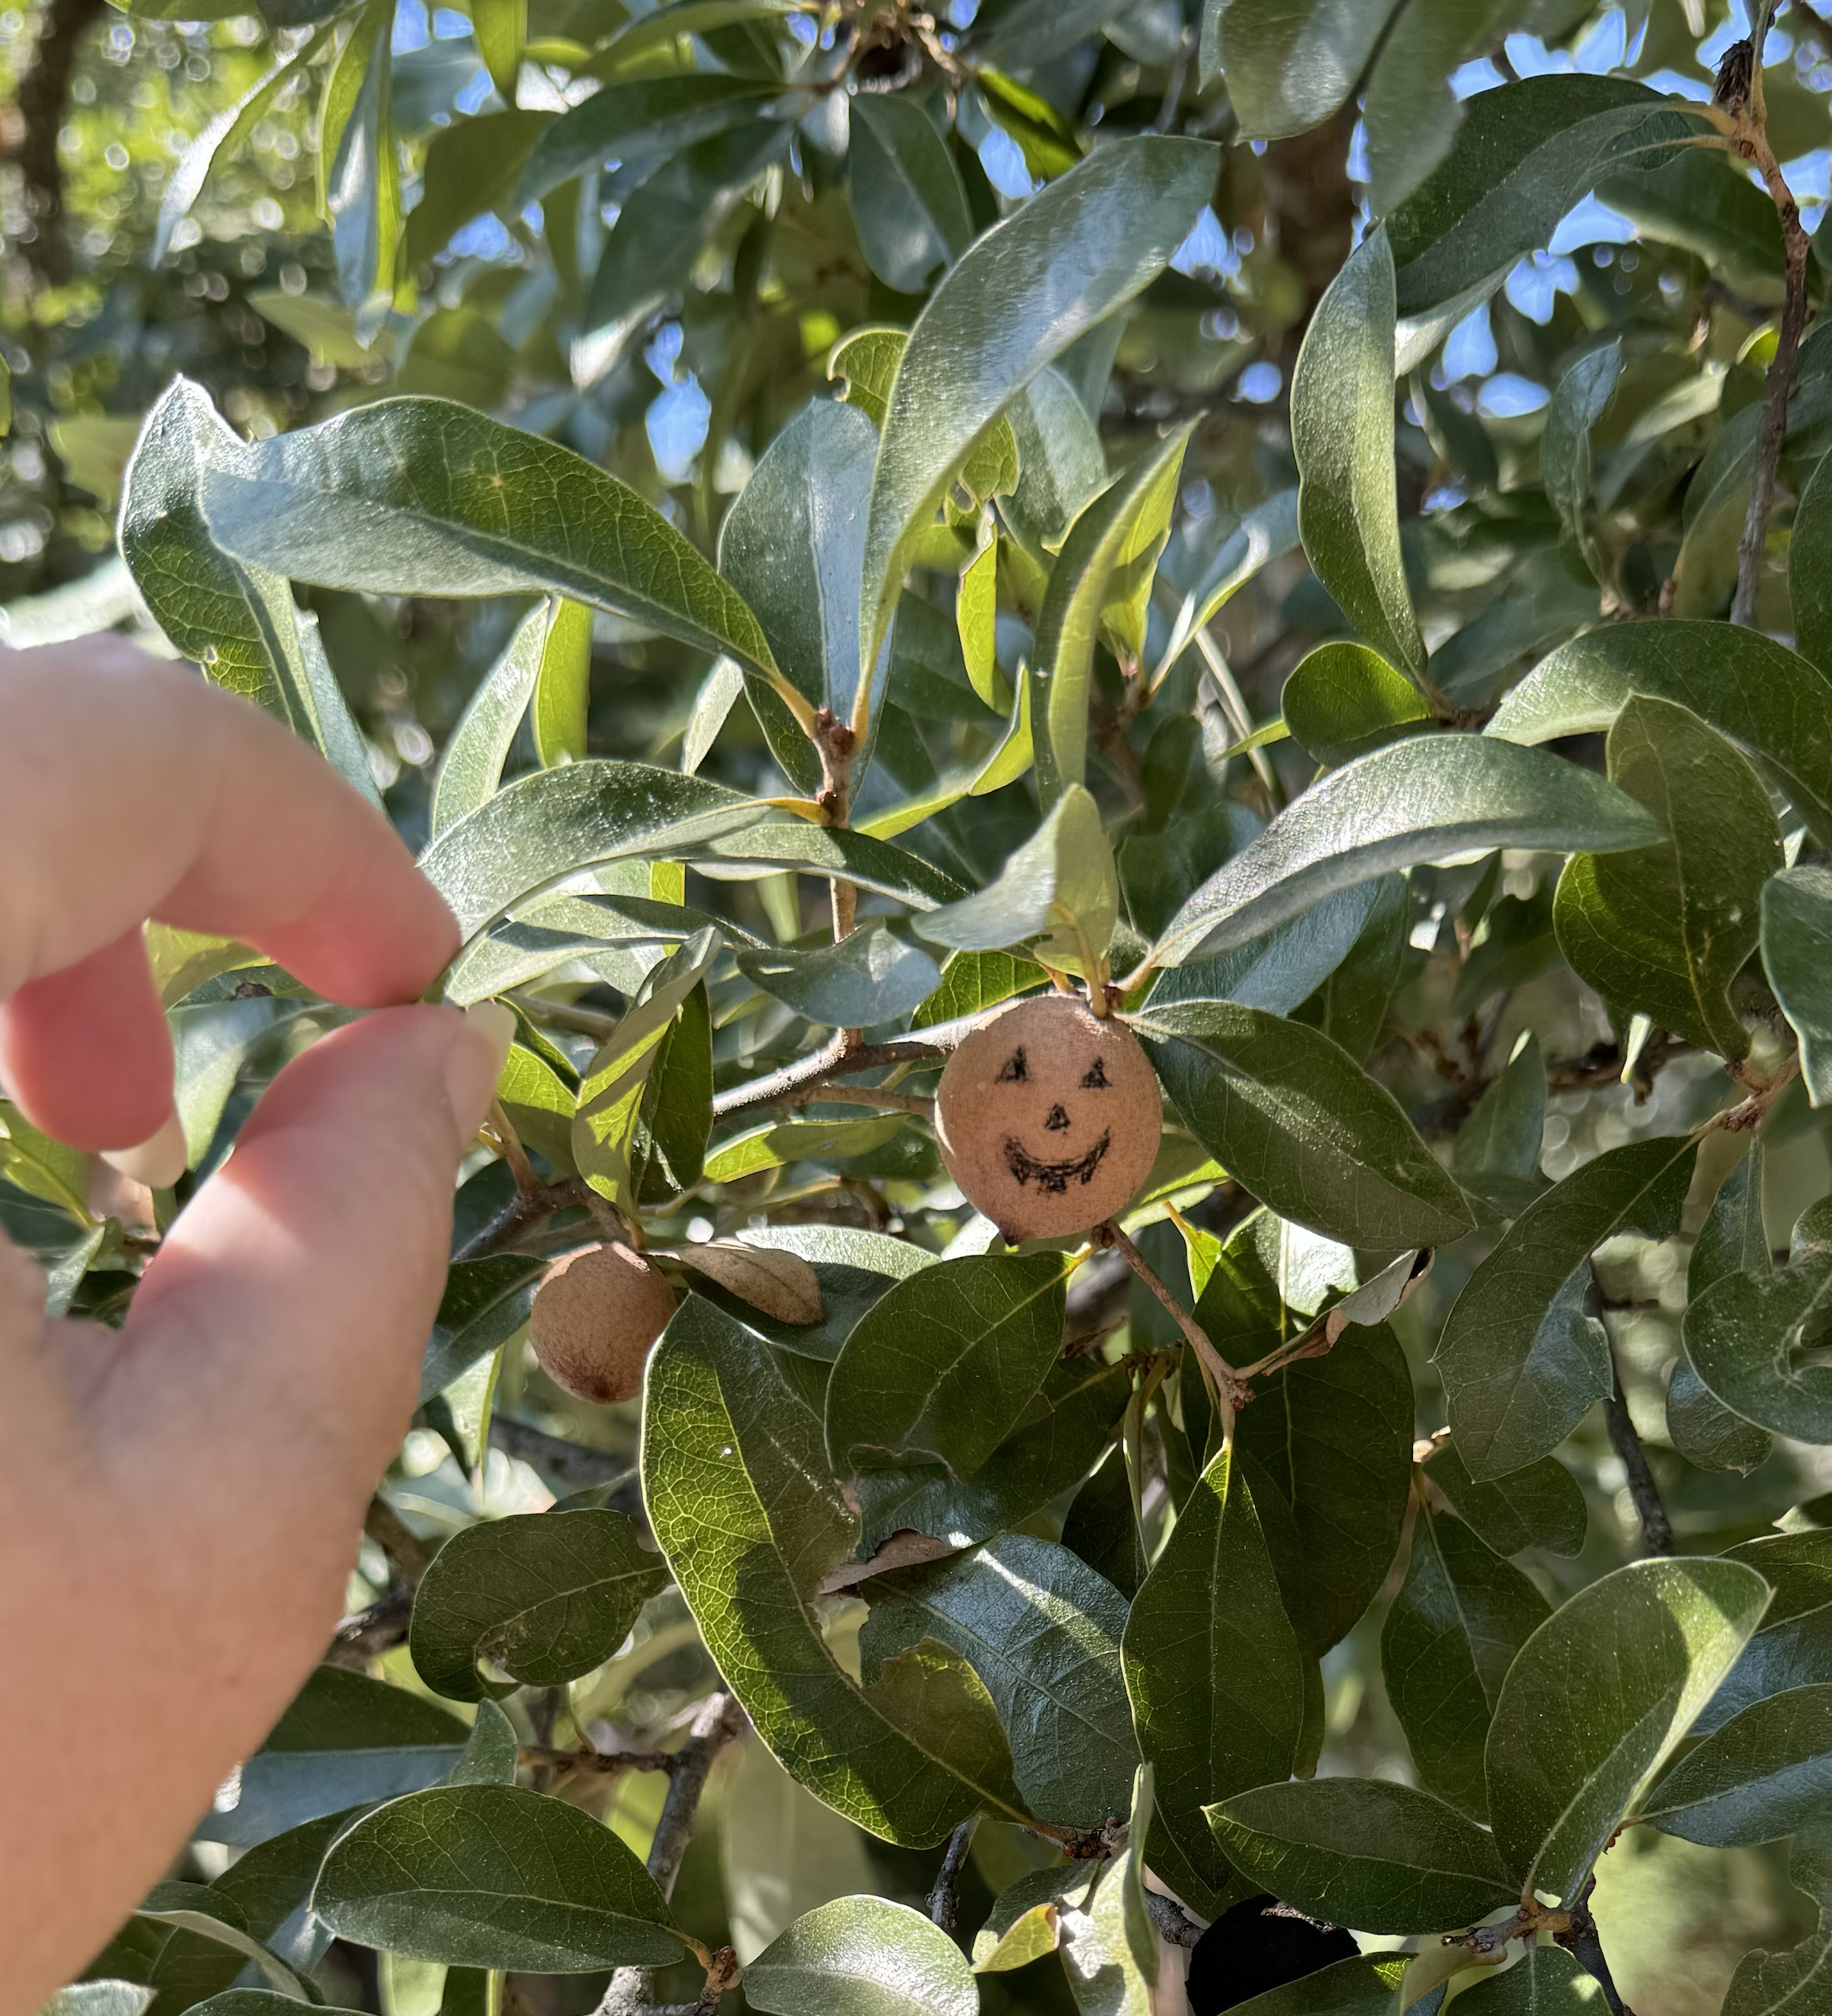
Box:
[736,919,941,1030]
[1200,0,1404,138]
[1640,1684,1832,1846]
[1484,1558,1771,1898]
[198,397,783,686]
[642,1295,1004,1841]
[1436,1135,1697,1479]
[1763,867,1832,1105]
[861,135,1215,680]
[1281,643,1430,768]
[826,1251,1067,1477]
[531,595,592,768]
[429,599,547,836]
[408,1508,665,1702]
[1541,338,1624,584]
[1361,0,1517,213]
[1148,735,1661,972]
[1138,999,1477,1249]
[745,1896,980,2016]
[403,109,554,267]
[518,75,781,201]
[916,782,1117,966]
[418,1254,546,1404]
[1705,1532,1832,1735]
[1671,1154,1775,1473]
[313,1781,682,1970]
[1291,228,1424,679]
[421,760,960,945]
[1554,696,1778,1058]
[1451,1947,1598,2014]
[848,95,971,295]
[1489,618,1832,848]
[1381,1505,1551,1820]
[860,1532,1137,1829]
[1683,1240,1832,1445]
[1147,882,1383,1024]
[1207,1779,1517,1934]
[1123,1445,1305,1912]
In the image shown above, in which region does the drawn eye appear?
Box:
[996,1048,1029,1083]
[1079,1058,1111,1089]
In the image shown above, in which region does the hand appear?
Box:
[0,636,510,2010]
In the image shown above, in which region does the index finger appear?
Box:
[0,636,456,1002]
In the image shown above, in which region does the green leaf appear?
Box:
[1152,488,1301,689]
[1137,1001,1476,1248]
[133,1885,311,2002]
[1435,1135,1697,1479]
[429,600,547,837]
[1032,425,1193,805]
[853,1356,1132,1550]
[1763,868,1832,1105]
[471,0,523,99]
[1057,1769,1159,2016]
[1451,1033,1548,1222]
[975,68,1082,181]
[1640,1684,1832,1847]
[1450,1947,1600,2014]
[736,920,942,1031]
[1381,1505,1551,1822]
[1708,1533,1832,1735]
[587,0,794,68]
[517,75,779,202]
[1671,1154,1775,1473]
[0,1098,92,1224]
[1488,618,1832,849]
[643,1295,995,1841]
[864,1637,1028,1820]
[1123,1445,1305,1913]
[718,397,883,787]
[1669,1358,1774,1477]
[685,1224,933,1364]
[198,1667,469,1849]
[1554,696,1778,1058]
[41,1989,154,2016]
[1792,445,1832,675]
[421,760,961,947]
[119,377,379,807]
[1724,1833,1832,2016]
[312,1781,683,1970]
[418,1254,546,1404]
[915,783,1117,970]
[860,1533,1137,1829]
[1148,735,1661,972]
[1206,1779,1517,1934]
[576,119,792,384]
[408,1508,665,1702]
[1421,1440,1586,1559]
[1281,643,1431,768]
[745,1896,979,2016]
[531,595,593,768]
[1291,228,1424,679]
[825,1252,1067,1477]
[1215,1958,1426,2016]
[913,949,1047,1027]
[1288,873,1408,1063]
[1483,1558,1772,1899]
[403,109,553,267]
[861,135,1215,683]
[1361,0,1516,213]
[198,397,782,687]
[575,932,720,1208]
[848,95,972,296]
[1386,77,1706,325]
[703,1114,909,1186]
[1229,1303,1415,1655]
[450,1697,520,1786]
[1540,338,1624,585]
[1063,1444,1144,1603]
[321,0,398,309]
[1199,0,1404,137]
[1682,1240,1832,1446]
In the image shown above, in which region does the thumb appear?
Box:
[99,1002,514,1510]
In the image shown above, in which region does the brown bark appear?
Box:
[10,0,106,284]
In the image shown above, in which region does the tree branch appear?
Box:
[1555,1877,1634,2016]
[488,1413,636,1495]
[1144,1892,1206,1949]
[7,0,105,284]
[710,1033,954,1119]
[927,1817,979,1933]
[1604,1351,1675,1558]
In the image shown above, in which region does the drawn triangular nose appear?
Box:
[1044,1103,1071,1131]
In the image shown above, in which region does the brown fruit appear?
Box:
[529,1242,678,1404]
[934,994,1161,1243]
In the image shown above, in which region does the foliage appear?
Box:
[19,0,1832,2012]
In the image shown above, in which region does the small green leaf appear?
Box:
[1791,445,1832,675]
[1206,1779,1517,1934]
[1436,1135,1697,1479]
[1640,1684,1832,1847]
[848,94,971,296]
[1451,1033,1548,1222]
[1484,1558,1772,1899]
[745,1896,979,2016]
[517,75,778,202]
[1200,0,1404,137]
[0,1099,93,1225]
[1057,1765,1160,2016]
[430,600,547,837]
[1123,1445,1305,1913]
[862,135,1216,683]
[703,1113,910,1186]
[825,1252,1067,1477]
[736,918,942,1029]
[1763,867,1832,1104]
[449,1697,520,1786]
[1420,1440,1586,1559]
[912,950,1047,1028]
[1291,228,1424,679]
[1137,1001,1476,1249]
[409,1508,666,1702]
[1540,338,1624,585]
[1683,1238,1832,1445]
[1723,1833,1832,2015]
[531,596,593,768]
[312,1782,683,1971]
[404,109,553,267]
[1708,1532,1832,1734]
[1450,1946,1600,2014]
[1554,696,1779,1059]
[1381,1506,1551,1821]
[418,1255,546,1404]
[1282,643,1431,768]
[1148,736,1661,972]
[471,0,523,99]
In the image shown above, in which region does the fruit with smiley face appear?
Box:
[934,993,1162,1242]
[530,1241,678,1403]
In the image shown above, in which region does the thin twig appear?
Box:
[1556,1877,1635,2016]
[928,1817,979,1932]
[710,1034,954,1118]
[489,1414,637,1494]
[1100,1220,1246,1428]
[774,1079,935,1117]
[1604,1354,1675,1558]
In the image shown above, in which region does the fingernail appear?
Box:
[102,1112,188,1191]
[445,1001,516,1142]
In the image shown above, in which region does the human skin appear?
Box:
[0,636,510,2010]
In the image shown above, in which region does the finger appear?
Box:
[0,929,173,1152]
[0,636,457,1002]
[97,1004,510,1505]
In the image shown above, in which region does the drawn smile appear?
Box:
[1003,1131,1112,1195]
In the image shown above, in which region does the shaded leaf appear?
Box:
[1763,867,1832,1105]
[745,1896,979,2016]
[1200,0,1404,138]
[1057,1766,1160,2016]
[1641,1684,1832,1847]
[1421,1440,1586,1558]
[1282,643,1430,769]
[848,95,971,295]
[430,599,547,837]
[736,919,942,1030]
